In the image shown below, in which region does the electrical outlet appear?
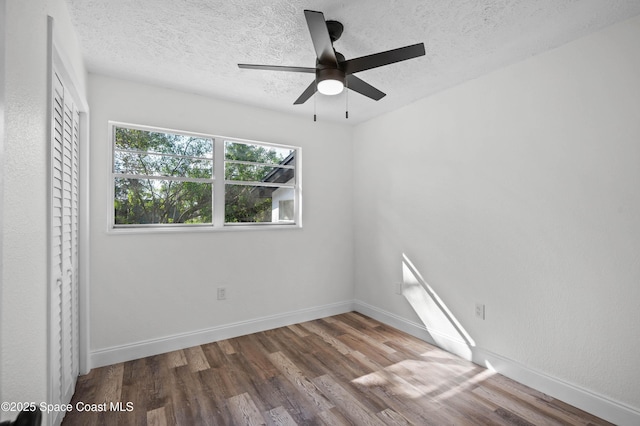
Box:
[475,303,485,320]
[217,287,227,300]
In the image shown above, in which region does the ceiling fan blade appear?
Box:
[304,10,337,66]
[343,43,425,75]
[346,75,386,101]
[238,64,316,73]
[294,80,317,105]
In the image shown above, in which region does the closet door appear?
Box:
[50,71,80,418]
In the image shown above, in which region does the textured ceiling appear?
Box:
[66,0,640,124]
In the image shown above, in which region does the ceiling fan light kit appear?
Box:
[238,9,425,120]
[317,68,345,95]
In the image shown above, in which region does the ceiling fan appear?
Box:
[238,10,425,107]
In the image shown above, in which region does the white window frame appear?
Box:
[107,121,302,233]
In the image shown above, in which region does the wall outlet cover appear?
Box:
[217,287,227,300]
[475,303,485,320]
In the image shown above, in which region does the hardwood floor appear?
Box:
[62,312,611,425]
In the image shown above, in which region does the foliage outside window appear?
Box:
[111,123,300,230]
[224,141,296,224]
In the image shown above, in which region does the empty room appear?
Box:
[1,0,639,425]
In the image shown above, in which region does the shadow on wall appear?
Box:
[401,253,476,360]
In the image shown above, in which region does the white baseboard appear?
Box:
[90,300,354,369]
[90,299,639,426]
[352,299,640,426]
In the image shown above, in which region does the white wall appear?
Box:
[88,75,354,362]
[0,0,86,421]
[0,0,5,405]
[353,13,640,417]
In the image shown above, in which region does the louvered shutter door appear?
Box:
[50,72,80,421]
[51,74,65,409]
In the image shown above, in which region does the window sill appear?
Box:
[107,223,302,235]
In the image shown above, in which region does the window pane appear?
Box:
[279,200,294,221]
[225,141,294,164]
[115,127,213,158]
[225,163,294,183]
[225,184,294,224]
[114,151,213,179]
[114,178,212,225]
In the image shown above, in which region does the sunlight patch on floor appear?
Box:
[352,358,496,401]
[352,367,426,399]
[433,367,496,401]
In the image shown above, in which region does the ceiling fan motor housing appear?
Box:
[316,67,345,83]
[325,20,344,42]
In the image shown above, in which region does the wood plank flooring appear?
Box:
[62,312,611,425]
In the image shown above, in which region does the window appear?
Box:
[110,122,301,231]
[224,141,296,224]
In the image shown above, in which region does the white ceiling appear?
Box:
[66,0,640,124]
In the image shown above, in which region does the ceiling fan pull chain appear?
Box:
[346,78,349,119]
[314,92,317,122]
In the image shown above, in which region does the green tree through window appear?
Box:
[114,128,214,225]
[111,125,298,228]
[224,141,295,223]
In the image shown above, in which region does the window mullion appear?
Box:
[225,159,295,169]
[114,148,212,162]
[113,173,213,184]
[213,138,225,227]
[224,180,295,188]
